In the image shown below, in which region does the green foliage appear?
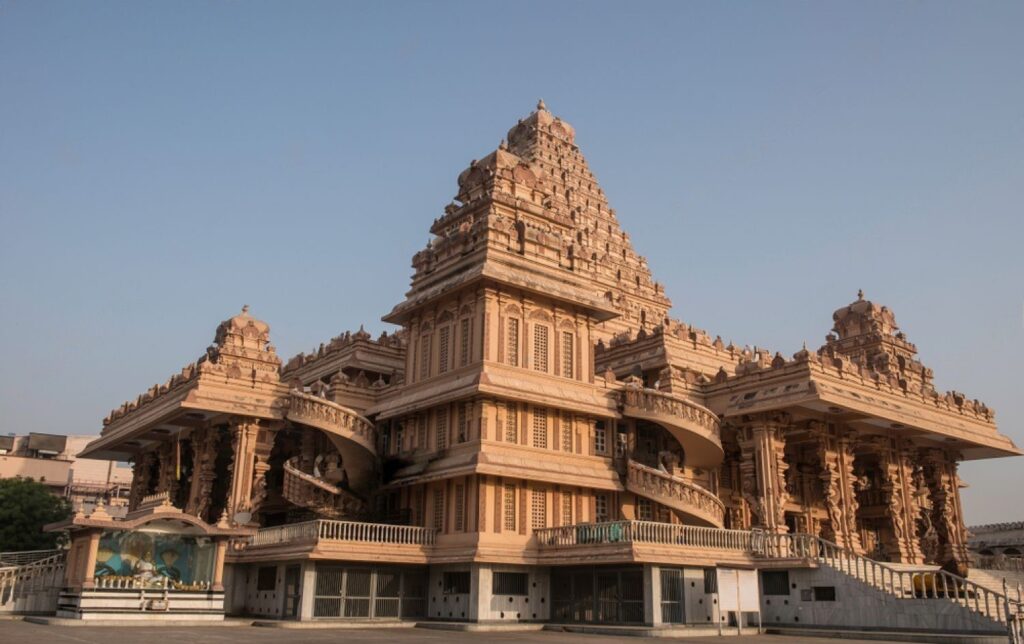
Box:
[0,478,71,551]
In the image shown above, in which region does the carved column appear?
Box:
[736,413,790,533]
[128,450,156,511]
[922,448,970,571]
[155,440,179,502]
[867,437,924,564]
[250,425,279,515]
[226,417,261,523]
[812,422,863,554]
[186,427,220,521]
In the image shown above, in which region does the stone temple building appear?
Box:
[27,102,1021,635]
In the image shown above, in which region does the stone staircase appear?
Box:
[623,459,725,528]
[761,533,1024,641]
[281,456,366,518]
[0,550,65,614]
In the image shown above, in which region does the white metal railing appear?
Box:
[250,519,437,548]
[533,520,752,551]
[0,549,61,567]
[0,550,65,614]
[762,532,1024,635]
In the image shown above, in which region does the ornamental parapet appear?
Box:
[617,385,723,467]
[534,520,752,551]
[624,460,725,528]
[284,390,377,453]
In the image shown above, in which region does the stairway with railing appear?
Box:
[758,532,1024,640]
[623,459,726,528]
[281,456,366,518]
[0,549,65,614]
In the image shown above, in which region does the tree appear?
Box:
[0,478,71,551]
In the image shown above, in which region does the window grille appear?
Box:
[505,403,518,443]
[595,493,610,523]
[637,498,653,521]
[594,424,607,455]
[561,492,573,526]
[256,566,276,591]
[419,334,431,380]
[415,417,425,450]
[436,408,448,451]
[395,427,404,454]
[438,326,450,374]
[531,489,547,529]
[562,332,574,378]
[412,489,423,526]
[433,488,445,531]
[503,483,517,531]
[532,408,548,449]
[507,318,519,366]
[561,414,573,451]
[442,571,470,595]
[533,325,549,372]
[454,484,465,531]
[459,318,471,366]
[762,570,789,595]
[493,572,528,596]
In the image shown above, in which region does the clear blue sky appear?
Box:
[1,1,1021,524]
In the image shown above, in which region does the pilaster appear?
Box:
[736,413,790,533]
[226,417,261,523]
[922,448,970,571]
[811,422,863,554]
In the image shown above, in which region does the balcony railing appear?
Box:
[534,520,753,551]
[250,519,437,548]
[625,460,726,528]
[620,387,721,440]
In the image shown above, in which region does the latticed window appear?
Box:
[506,318,519,366]
[595,493,610,523]
[436,408,448,451]
[433,488,445,531]
[505,403,518,443]
[415,416,425,450]
[532,408,548,449]
[637,498,653,521]
[561,492,573,526]
[438,326,450,374]
[531,489,547,530]
[561,413,573,452]
[503,483,517,531]
[419,334,431,380]
[459,318,471,366]
[412,488,423,526]
[594,424,607,455]
[454,484,466,531]
[562,331,574,378]
[533,325,549,372]
[457,403,469,443]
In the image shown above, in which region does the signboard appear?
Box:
[716,568,760,612]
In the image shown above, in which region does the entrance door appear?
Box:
[282,565,301,620]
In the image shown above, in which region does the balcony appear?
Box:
[624,460,726,528]
[619,387,723,467]
[533,520,756,567]
[284,391,378,493]
[250,519,436,548]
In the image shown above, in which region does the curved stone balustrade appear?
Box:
[281,457,365,518]
[284,390,377,494]
[619,386,723,468]
[625,460,725,528]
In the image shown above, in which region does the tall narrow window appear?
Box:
[412,488,423,526]
[415,416,425,450]
[457,403,469,443]
[562,332,574,378]
[594,422,607,455]
[531,489,547,530]
[637,498,653,521]
[438,326,450,374]
[454,484,466,531]
[532,408,548,449]
[503,483,517,531]
[505,403,518,443]
[419,334,431,380]
[436,408,448,451]
[459,318,471,366]
[561,414,573,452]
[395,426,404,454]
[533,325,549,372]
[595,493,610,523]
[507,318,519,367]
[433,488,445,531]
[561,492,573,526]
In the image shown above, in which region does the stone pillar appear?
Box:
[155,440,179,502]
[811,422,863,554]
[736,413,790,533]
[868,437,924,564]
[128,450,156,511]
[186,427,220,521]
[922,448,970,572]
[250,425,279,515]
[80,530,102,589]
[226,417,261,523]
[212,538,229,591]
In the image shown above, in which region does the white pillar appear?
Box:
[299,561,317,621]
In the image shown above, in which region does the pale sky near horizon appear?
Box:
[1,1,1021,524]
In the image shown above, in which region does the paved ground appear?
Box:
[0,619,913,644]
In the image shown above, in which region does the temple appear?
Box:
[38,102,1021,633]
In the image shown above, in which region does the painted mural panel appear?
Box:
[94,530,215,589]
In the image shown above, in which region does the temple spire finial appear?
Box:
[242,304,250,314]
[857,289,864,301]
[537,98,547,112]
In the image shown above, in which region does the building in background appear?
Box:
[0,433,132,515]
[33,103,1022,636]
